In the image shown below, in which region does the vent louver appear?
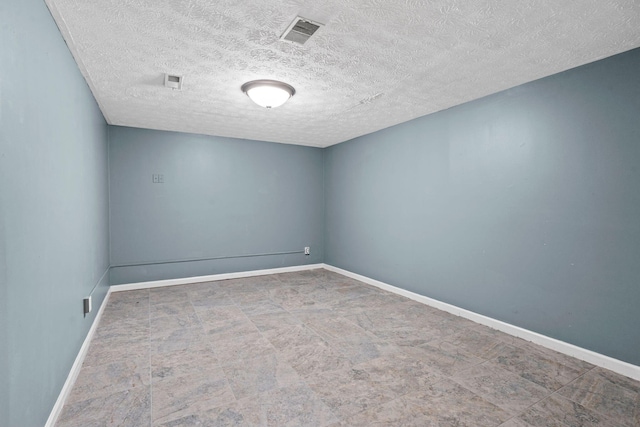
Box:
[280,17,323,45]
[164,73,183,90]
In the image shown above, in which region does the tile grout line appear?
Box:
[495,364,600,426]
[191,288,242,407]
[249,275,352,423]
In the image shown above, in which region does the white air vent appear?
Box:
[164,73,183,90]
[280,17,323,45]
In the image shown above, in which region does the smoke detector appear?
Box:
[164,73,183,90]
[280,16,323,45]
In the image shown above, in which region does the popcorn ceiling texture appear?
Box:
[46,0,640,147]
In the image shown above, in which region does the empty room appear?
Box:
[2,0,640,426]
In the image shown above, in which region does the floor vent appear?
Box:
[280,16,323,45]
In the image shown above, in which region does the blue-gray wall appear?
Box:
[325,48,640,366]
[0,1,110,425]
[109,127,324,284]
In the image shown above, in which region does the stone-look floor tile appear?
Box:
[333,379,509,427]
[150,301,196,319]
[150,288,190,305]
[188,287,235,309]
[267,287,326,310]
[491,343,591,391]
[231,289,273,306]
[514,393,620,427]
[408,312,472,342]
[333,283,381,296]
[239,301,286,317]
[195,305,246,324]
[184,281,227,293]
[442,326,511,360]
[372,326,444,346]
[557,367,640,427]
[211,331,277,364]
[56,387,151,427]
[110,288,150,299]
[358,353,442,396]
[152,346,219,382]
[515,340,595,372]
[292,286,344,305]
[453,362,550,415]
[105,292,149,308]
[150,313,200,330]
[307,367,397,419]
[272,272,318,286]
[264,324,326,350]
[164,382,337,427]
[217,279,262,292]
[93,318,149,344]
[288,308,336,324]
[346,306,462,343]
[107,290,150,309]
[305,317,372,342]
[204,318,259,337]
[279,341,352,378]
[330,294,407,315]
[67,358,150,404]
[57,270,640,427]
[152,370,235,424]
[399,340,485,377]
[343,309,413,335]
[333,336,400,364]
[469,324,518,345]
[100,300,149,326]
[247,311,303,332]
[83,337,150,368]
[150,326,206,354]
[239,382,338,426]
[499,419,534,427]
[222,353,300,400]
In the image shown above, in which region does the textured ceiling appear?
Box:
[46,0,640,147]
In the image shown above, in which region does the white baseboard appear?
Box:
[322,263,640,381]
[110,263,325,292]
[45,285,113,427]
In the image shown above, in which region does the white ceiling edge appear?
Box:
[46,0,640,148]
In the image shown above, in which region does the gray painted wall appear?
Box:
[325,48,640,366]
[109,127,324,284]
[0,1,110,425]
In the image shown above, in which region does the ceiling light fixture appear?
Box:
[241,80,295,108]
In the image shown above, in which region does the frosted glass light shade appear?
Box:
[241,80,295,108]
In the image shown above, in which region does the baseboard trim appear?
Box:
[110,263,325,292]
[45,286,113,427]
[322,263,640,381]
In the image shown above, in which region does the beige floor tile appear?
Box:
[222,353,300,400]
[56,270,640,427]
[452,362,550,415]
[557,367,640,427]
[152,369,235,423]
[513,393,620,426]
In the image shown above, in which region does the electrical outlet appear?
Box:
[83,296,92,316]
[304,246,310,255]
[152,174,164,184]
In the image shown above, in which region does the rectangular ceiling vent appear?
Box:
[164,73,183,90]
[280,17,323,45]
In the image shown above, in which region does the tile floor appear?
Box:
[56,269,640,426]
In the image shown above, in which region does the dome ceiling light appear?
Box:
[241,80,295,109]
